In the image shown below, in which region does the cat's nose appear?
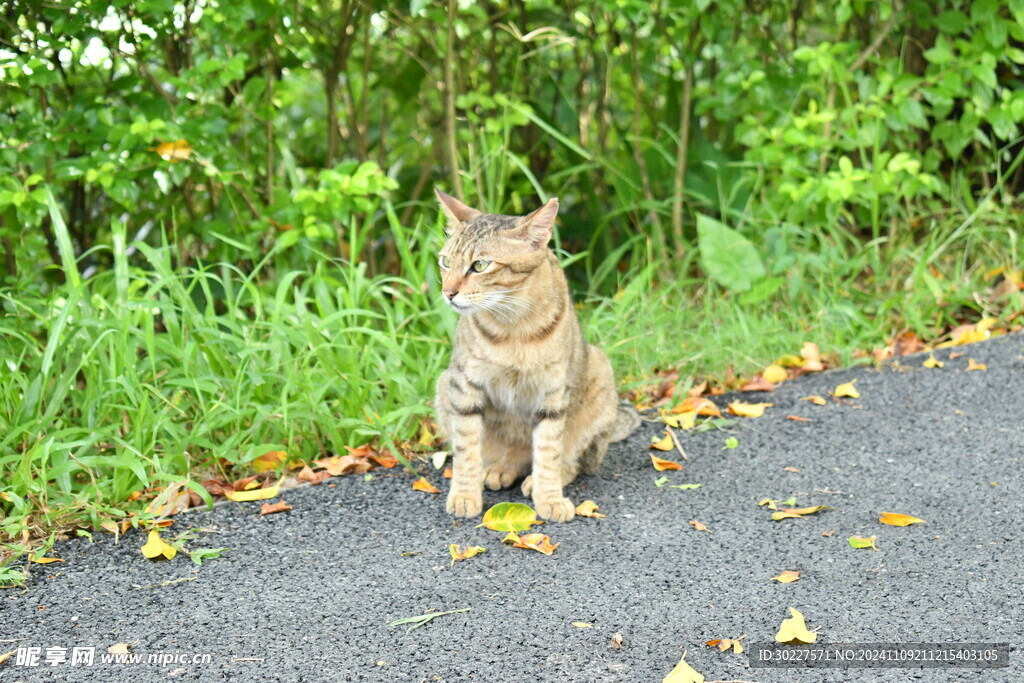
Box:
[443,289,458,301]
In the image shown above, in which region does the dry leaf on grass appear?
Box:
[763,364,788,383]
[252,450,288,473]
[740,376,777,392]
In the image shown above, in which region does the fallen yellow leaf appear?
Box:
[776,354,804,368]
[833,379,860,398]
[572,621,593,628]
[662,410,697,430]
[728,401,773,417]
[775,607,818,644]
[512,532,558,555]
[967,358,987,371]
[140,529,177,560]
[977,317,999,333]
[29,555,64,564]
[575,500,606,518]
[251,450,288,473]
[418,422,436,446]
[650,432,674,450]
[774,505,832,518]
[671,397,721,417]
[412,477,440,494]
[651,454,683,471]
[449,544,486,566]
[663,651,704,683]
[705,637,745,654]
[923,355,944,368]
[800,395,827,405]
[762,364,788,383]
[878,512,925,526]
[688,520,711,533]
[224,484,280,502]
[771,570,801,583]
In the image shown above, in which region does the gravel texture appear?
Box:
[3,334,1022,682]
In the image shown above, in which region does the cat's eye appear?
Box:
[470,260,490,273]
[439,255,450,269]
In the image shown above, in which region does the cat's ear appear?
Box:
[435,188,481,234]
[515,197,559,249]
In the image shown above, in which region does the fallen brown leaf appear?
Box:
[786,415,813,422]
[739,376,777,392]
[258,500,293,516]
[688,520,711,533]
[512,532,558,555]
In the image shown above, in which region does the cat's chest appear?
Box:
[477,364,554,414]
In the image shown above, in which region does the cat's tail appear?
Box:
[609,400,642,443]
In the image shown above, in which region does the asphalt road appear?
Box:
[3,334,1022,682]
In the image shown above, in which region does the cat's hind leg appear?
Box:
[482,437,531,491]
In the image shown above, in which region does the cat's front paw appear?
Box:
[535,496,575,523]
[446,491,483,518]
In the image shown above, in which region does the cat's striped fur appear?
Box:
[433,189,640,522]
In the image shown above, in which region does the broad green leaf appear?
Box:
[477,502,541,532]
[696,214,765,292]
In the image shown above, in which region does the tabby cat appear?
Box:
[433,189,639,522]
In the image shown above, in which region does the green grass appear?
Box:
[2,192,1022,587]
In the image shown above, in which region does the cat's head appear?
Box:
[434,188,557,317]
